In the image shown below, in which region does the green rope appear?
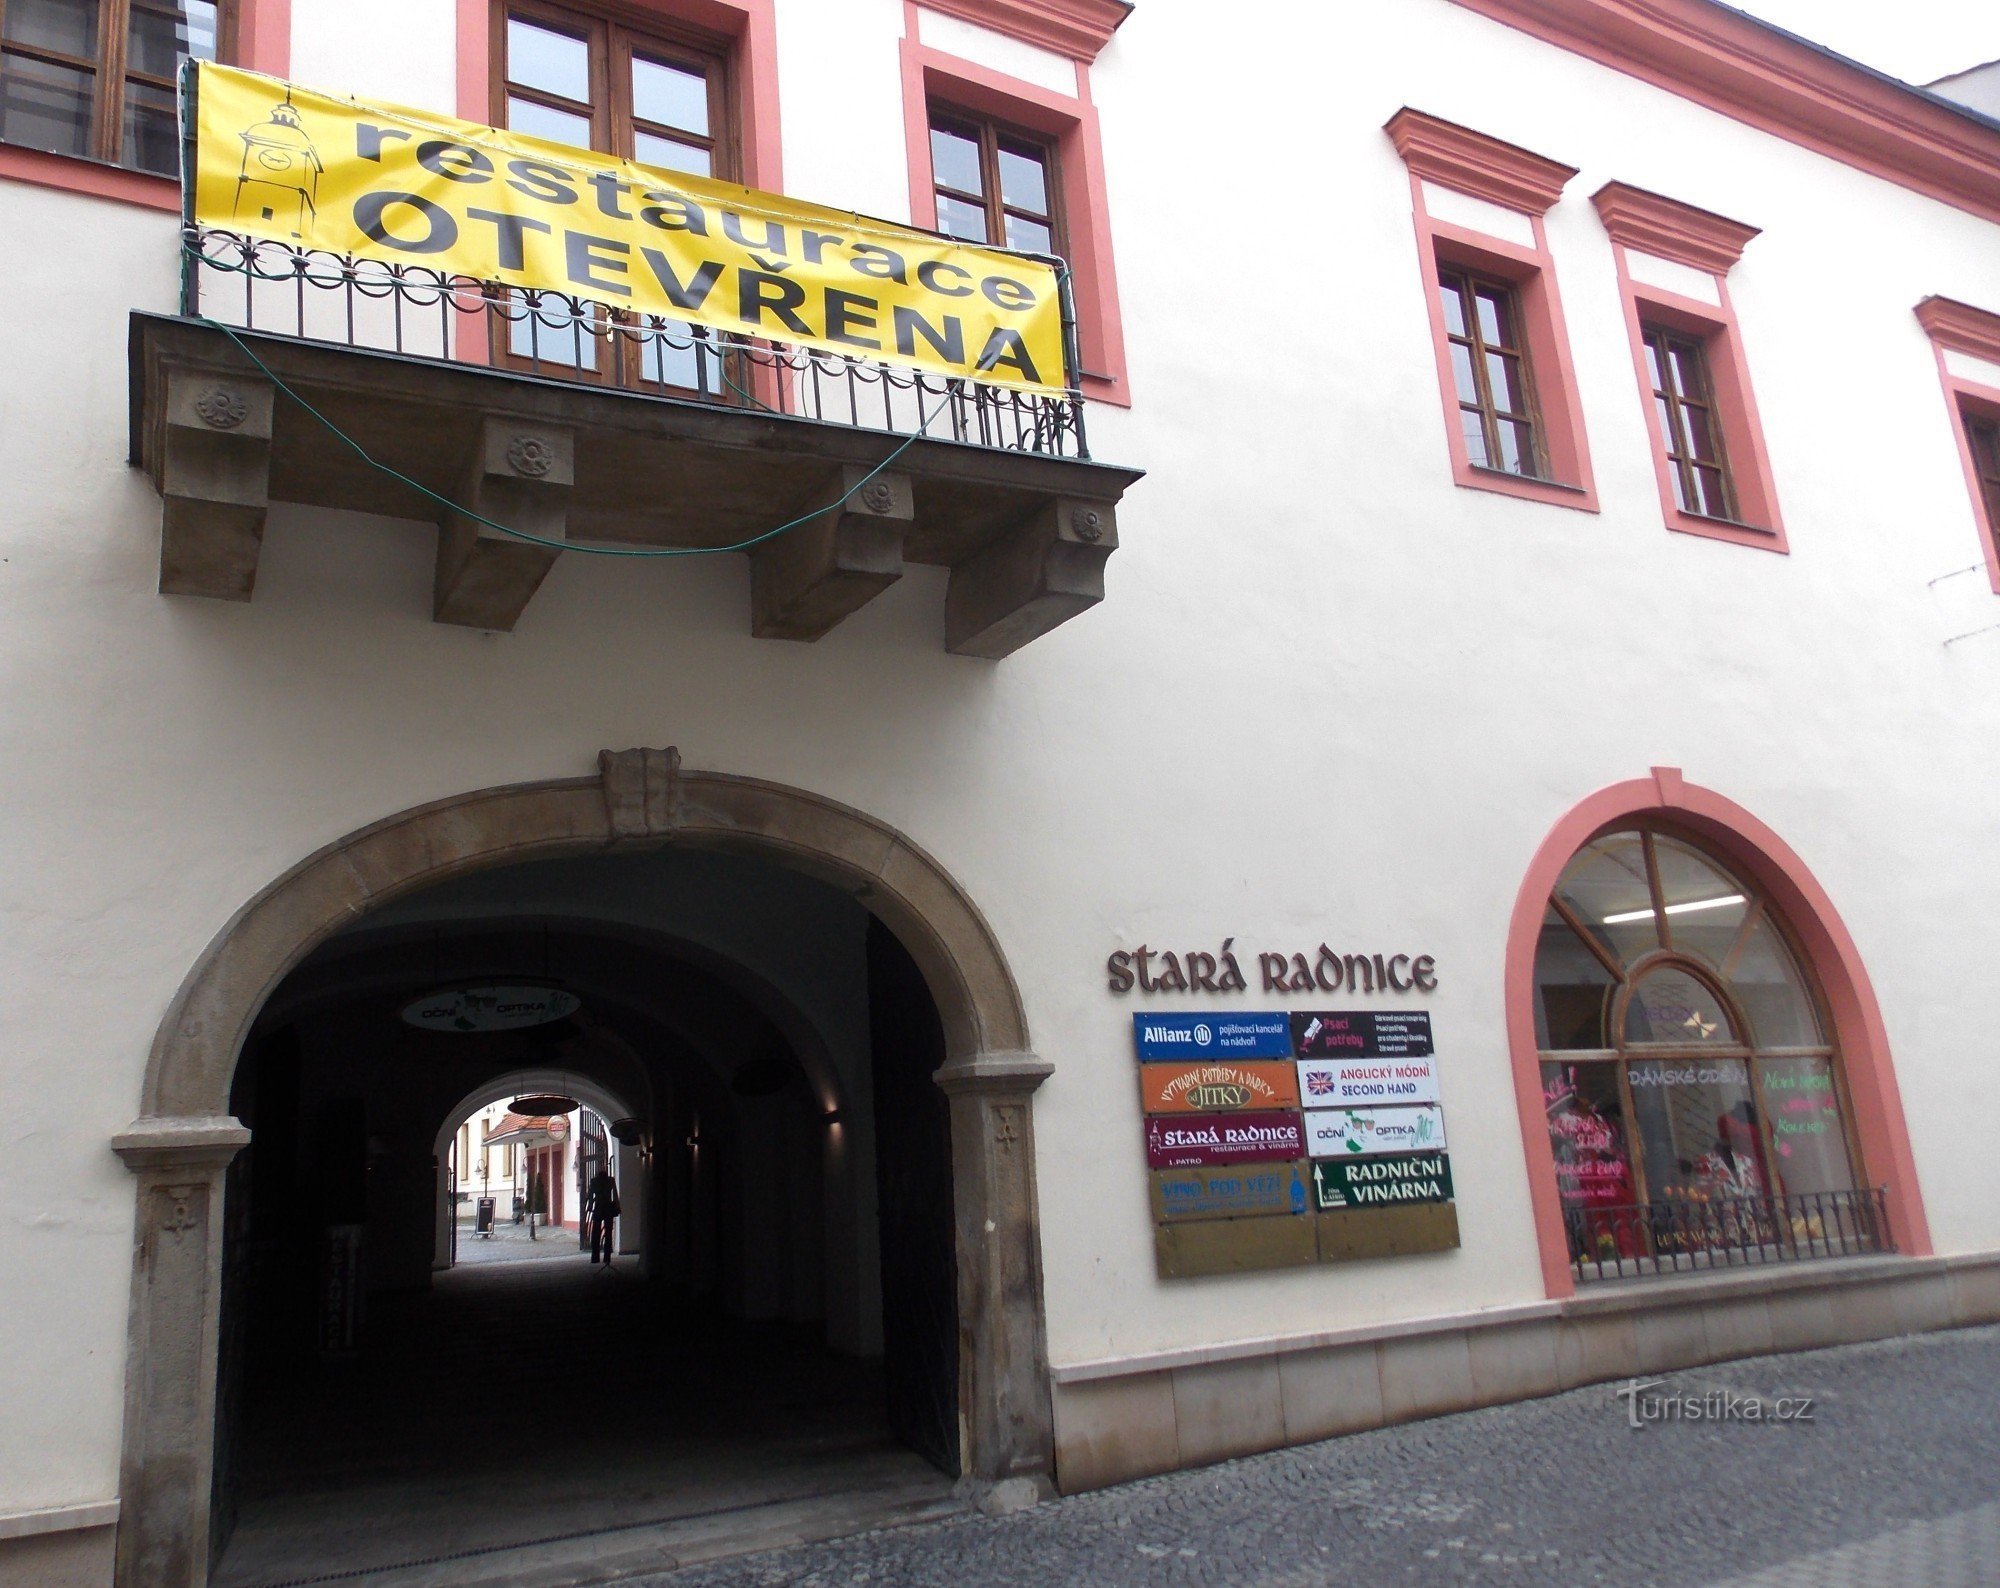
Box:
[205,319,941,558]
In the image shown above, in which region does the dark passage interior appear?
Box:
[208,849,963,1587]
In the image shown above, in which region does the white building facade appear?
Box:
[6,0,2000,1583]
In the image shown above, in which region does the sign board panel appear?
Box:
[1311,1152,1454,1210]
[1304,1105,1448,1159]
[1297,1055,1441,1108]
[1156,1212,1318,1278]
[1142,1060,1300,1114]
[402,985,581,1031]
[1151,1163,1310,1222]
[1291,1011,1434,1059]
[1132,1013,1293,1060]
[1144,1111,1304,1169]
[1315,1202,1460,1263]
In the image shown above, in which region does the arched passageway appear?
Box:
[113,752,1053,1588]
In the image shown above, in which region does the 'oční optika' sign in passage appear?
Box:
[191,62,1065,394]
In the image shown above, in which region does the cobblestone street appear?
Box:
[643,1325,2000,1588]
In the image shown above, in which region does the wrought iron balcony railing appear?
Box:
[1564,1188,1892,1282]
[181,227,1090,460]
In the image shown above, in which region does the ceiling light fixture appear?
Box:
[1601,893,1746,926]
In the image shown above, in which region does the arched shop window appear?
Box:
[1534,824,1880,1274]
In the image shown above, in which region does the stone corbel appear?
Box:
[433,420,573,631]
[945,498,1118,659]
[157,370,275,601]
[750,466,911,641]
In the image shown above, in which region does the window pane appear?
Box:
[1628,1057,1766,1201]
[3,0,97,57]
[1555,833,1660,968]
[1486,350,1527,414]
[1437,280,1467,337]
[1624,965,1737,1046]
[1652,395,1677,450]
[640,320,705,391]
[507,17,590,103]
[1732,916,1821,1046]
[1534,912,1614,1049]
[0,51,94,158]
[634,130,709,177]
[929,124,981,196]
[1448,342,1477,405]
[1459,408,1490,468]
[123,75,178,173]
[508,95,591,150]
[1496,418,1534,475]
[1668,462,1695,514]
[1004,213,1051,255]
[1643,336,1667,392]
[1543,1062,1640,1233]
[507,290,600,370]
[1683,404,1721,464]
[1474,288,1506,346]
[128,0,216,78]
[1650,836,1747,970]
[935,193,989,243]
[1670,342,1706,397]
[632,55,707,136]
[1758,1057,1855,1195]
[996,142,1047,212]
[1694,464,1730,518]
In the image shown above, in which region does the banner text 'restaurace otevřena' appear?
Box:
[191,61,1068,395]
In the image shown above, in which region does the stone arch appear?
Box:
[111,750,1050,1588]
[1504,767,1930,1298]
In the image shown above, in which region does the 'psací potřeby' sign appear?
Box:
[1312,1152,1454,1210]
[1297,1055,1441,1108]
[1145,1111,1304,1169]
[1131,1012,1292,1060]
[1304,1105,1448,1159]
[191,61,1065,394]
[1291,1010,1434,1058]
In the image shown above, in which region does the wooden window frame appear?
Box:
[1437,262,1548,482]
[927,106,1061,259]
[489,0,736,392]
[1642,322,1737,521]
[0,0,236,173]
[1386,112,1597,513]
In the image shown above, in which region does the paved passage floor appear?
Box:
[212,1258,956,1588]
[639,1325,2000,1588]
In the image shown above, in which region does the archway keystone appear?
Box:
[115,753,1051,1588]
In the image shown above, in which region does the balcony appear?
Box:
[129,228,1141,656]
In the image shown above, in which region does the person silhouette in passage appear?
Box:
[585,1165,620,1267]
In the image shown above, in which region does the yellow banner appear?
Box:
[190,62,1067,395]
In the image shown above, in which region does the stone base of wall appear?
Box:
[0,1508,117,1588]
[1052,1252,2000,1492]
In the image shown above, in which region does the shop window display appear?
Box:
[1533,825,1869,1276]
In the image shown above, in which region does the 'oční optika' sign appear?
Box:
[192,62,1065,394]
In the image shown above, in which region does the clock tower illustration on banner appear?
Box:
[233,91,323,242]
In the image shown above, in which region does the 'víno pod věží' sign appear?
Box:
[191,62,1066,394]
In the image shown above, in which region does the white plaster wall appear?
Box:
[5,0,2000,1512]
